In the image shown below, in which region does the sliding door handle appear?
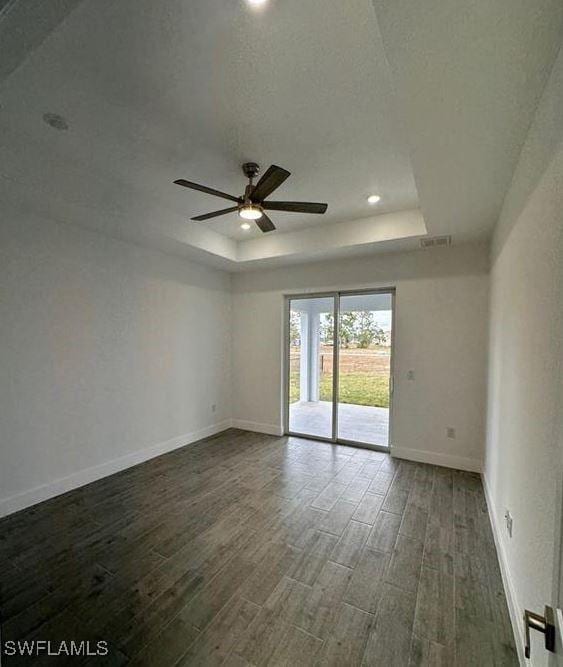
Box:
[524,605,555,659]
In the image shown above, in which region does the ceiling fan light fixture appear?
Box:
[239,205,263,220]
[175,163,328,233]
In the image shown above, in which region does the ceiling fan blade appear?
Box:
[251,165,290,202]
[262,201,328,214]
[191,206,239,221]
[256,212,276,233]
[174,179,240,203]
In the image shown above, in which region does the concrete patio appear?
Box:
[289,400,389,446]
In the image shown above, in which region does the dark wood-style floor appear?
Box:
[0,429,517,666]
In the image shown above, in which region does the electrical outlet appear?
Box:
[446,427,456,439]
[505,509,513,538]
[211,404,217,413]
[407,370,415,380]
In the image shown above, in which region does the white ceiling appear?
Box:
[372,0,563,243]
[1,0,562,270]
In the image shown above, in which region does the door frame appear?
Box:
[283,287,396,452]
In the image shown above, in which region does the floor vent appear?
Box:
[420,235,452,249]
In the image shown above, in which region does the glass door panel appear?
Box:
[288,296,335,439]
[337,292,393,447]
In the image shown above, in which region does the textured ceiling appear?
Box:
[1,0,562,269]
[372,0,563,242]
[0,0,418,248]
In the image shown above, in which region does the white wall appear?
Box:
[0,208,232,516]
[484,46,563,665]
[232,243,489,471]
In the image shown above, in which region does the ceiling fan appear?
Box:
[174,162,328,233]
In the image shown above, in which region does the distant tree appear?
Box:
[339,312,357,348]
[295,309,386,350]
[355,312,386,348]
[289,312,301,347]
[319,312,334,345]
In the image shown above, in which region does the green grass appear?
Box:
[290,372,389,408]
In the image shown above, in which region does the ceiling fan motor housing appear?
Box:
[242,162,260,181]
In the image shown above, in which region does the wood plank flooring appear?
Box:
[0,429,518,666]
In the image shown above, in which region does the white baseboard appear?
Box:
[391,446,482,473]
[482,474,525,665]
[231,419,284,436]
[0,420,232,519]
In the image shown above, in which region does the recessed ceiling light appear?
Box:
[247,0,268,5]
[367,194,381,205]
[43,113,69,131]
[240,222,251,230]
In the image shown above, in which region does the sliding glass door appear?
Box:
[286,289,394,449]
[337,292,393,447]
[287,295,336,439]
